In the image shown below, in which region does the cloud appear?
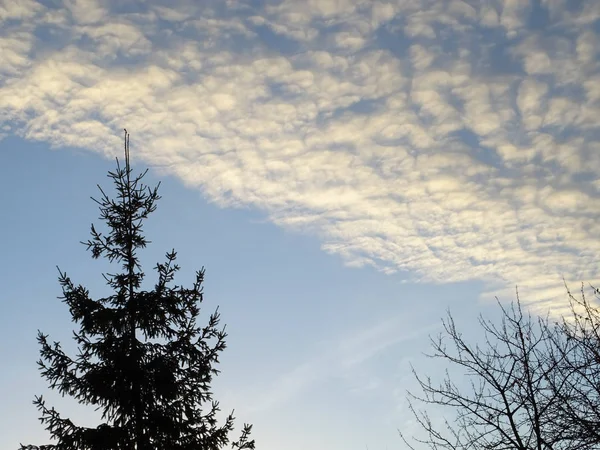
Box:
[239,316,437,413]
[0,0,44,21]
[1,0,600,313]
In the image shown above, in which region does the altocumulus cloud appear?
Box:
[2,0,600,313]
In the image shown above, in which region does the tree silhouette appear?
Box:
[544,284,600,449]
[401,296,578,450]
[20,131,254,450]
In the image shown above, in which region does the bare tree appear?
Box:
[401,295,576,450]
[543,284,600,449]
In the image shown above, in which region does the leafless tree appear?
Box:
[401,295,579,450]
[543,284,600,449]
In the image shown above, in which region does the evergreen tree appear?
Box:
[20,131,254,450]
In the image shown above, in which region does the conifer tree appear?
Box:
[20,131,254,450]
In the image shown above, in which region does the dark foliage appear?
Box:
[20,131,254,450]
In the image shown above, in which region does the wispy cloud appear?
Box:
[236,316,437,413]
[2,0,600,314]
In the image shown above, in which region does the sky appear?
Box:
[0,0,599,449]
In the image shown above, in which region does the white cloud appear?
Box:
[479,3,500,27]
[576,31,599,64]
[333,30,367,51]
[517,78,548,130]
[0,0,45,22]
[499,0,530,37]
[0,33,33,76]
[78,22,153,57]
[65,0,107,25]
[1,0,600,318]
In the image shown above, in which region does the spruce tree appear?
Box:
[20,131,254,450]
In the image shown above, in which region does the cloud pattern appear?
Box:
[2,0,600,312]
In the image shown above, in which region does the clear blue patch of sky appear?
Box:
[571,171,599,184]
[30,0,60,7]
[451,128,505,168]
[373,21,412,60]
[565,0,585,15]
[471,29,525,77]
[30,24,74,58]
[250,23,303,55]
[264,79,303,99]
[527,0,550,30]
[314,97,386,127]
[552,83,587,102]
[346,98,383,115]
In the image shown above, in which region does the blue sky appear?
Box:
[1,0,599,449]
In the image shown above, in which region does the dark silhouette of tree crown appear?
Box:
[20,130,254,450]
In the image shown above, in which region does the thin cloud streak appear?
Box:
[239,317,438,414]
